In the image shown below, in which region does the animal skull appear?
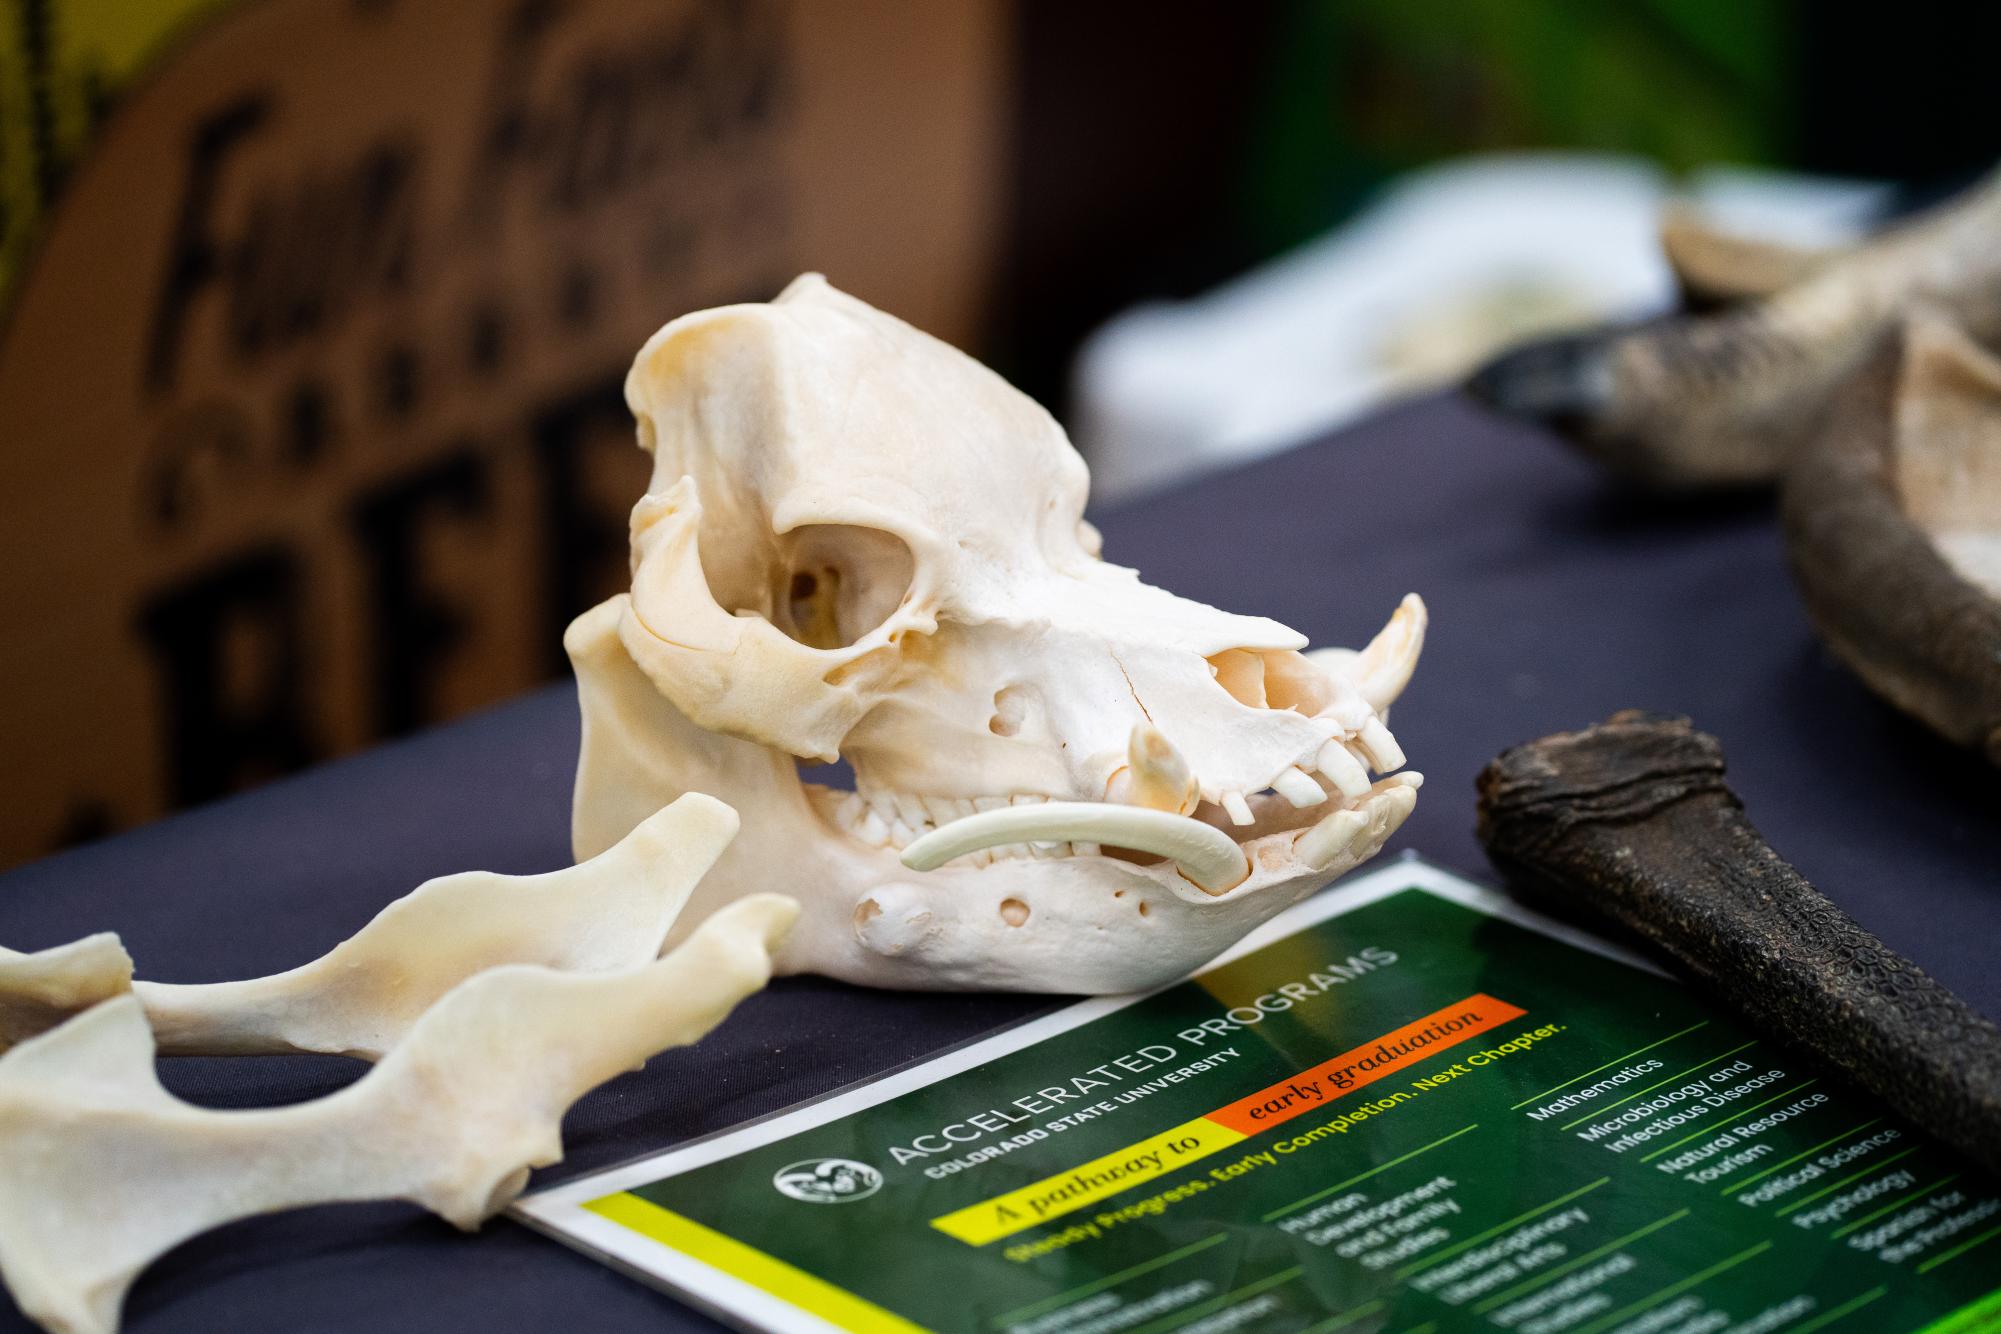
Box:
[572,275,1426,992]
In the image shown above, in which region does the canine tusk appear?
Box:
[1124,723,1199,814]
[900,803,1251,893]
[1354,594,1427,714]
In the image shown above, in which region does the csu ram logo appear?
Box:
[772,1158,882,1204]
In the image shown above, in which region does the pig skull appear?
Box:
[572,275,1425,992]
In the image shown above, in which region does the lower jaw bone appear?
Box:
[0,896,795,1334]
[0,794,742,1061]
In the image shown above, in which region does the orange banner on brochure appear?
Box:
[1206,993,1526,1136]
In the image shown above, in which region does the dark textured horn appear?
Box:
[1466,171,2001,492]
[1476,711,2001,1178]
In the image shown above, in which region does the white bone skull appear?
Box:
[572,275,1426,992]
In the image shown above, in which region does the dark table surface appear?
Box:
[4,392,1997,1333]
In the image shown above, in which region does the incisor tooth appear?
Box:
[1220,791,1255,827]
[1272,766,1327,809]
[1359,718,1405,771]
[1295,808,1367,869]
[1314,739,1371,798]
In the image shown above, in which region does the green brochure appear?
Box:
[517,859,2001,1334]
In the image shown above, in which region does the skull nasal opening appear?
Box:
[1207,648,1337,714]
[774,524,916,649]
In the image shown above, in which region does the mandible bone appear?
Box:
[0,895,795,1334]
[0,793,740,1058]
[572,276,1427,992]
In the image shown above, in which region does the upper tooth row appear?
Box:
[1201,718,1407,827]
[826,708,1406,844]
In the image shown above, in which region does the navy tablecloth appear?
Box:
[3,393,1996,1333]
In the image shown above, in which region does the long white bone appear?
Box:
[0,795,739,1059]
[900,803,1251,893]
[0,895,795,1334]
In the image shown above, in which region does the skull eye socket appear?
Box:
[774,524,915,650]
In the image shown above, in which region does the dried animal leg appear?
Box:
[0,794,739,1060]
[1477,711,2001,1177]
[0,894,795,1334]
[1469,171,2001,489]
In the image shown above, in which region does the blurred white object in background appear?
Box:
[1073,153,1891,501]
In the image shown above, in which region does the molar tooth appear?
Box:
[856,810,890,845]
[1314,739,1372,799]
[974,796,1008,814]
[1358,718,1405,772]
[1029,841,1069,858]
[1272,766,1328,809]
[1220,791,1255,827]
[891,792,929,829]
[1073,842,1101,856]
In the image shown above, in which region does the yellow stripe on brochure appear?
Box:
[587,1192,929,1333]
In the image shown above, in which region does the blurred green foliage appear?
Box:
[1250,0,1795,252]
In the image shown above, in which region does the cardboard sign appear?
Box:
[0,0,1007,864]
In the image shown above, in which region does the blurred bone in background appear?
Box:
[0,0,1995,868]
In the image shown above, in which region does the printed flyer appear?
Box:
[517,859,2001,1334]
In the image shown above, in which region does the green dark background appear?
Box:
[991,0,2000,409]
